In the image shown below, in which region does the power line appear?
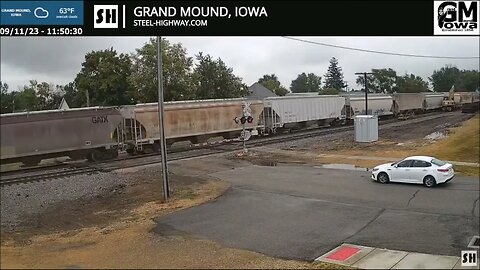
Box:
[281,36,479,60]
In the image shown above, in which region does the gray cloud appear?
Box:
[1,36,478,91]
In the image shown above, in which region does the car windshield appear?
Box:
[391,160,402,166]
[431,158,446,166]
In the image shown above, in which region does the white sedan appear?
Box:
[371,156,454,187]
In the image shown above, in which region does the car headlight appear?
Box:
[372,168,379,172]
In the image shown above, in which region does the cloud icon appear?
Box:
[34,7,49,19]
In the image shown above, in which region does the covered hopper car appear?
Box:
[392,93,427,119]
[0,107,123,166]
[119,99,264,154]
[424,93,444,110]
[261,95,346,133]
[342,94,393,118]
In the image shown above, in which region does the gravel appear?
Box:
[1,171,128,228]
[261,112,472,151]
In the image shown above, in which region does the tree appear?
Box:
[0,81,8,93]
[15,81,40,111]
[75,48,133,106]
[290,72,322,93]
[1,80,66,113]
[429,65,461,92]
[35,81,63,110]
[456,70,480,92]
[324,57,347,90]
[258,74,288,96]
[0,81,14,113]
[192,52,249,99]
[60,82,84,108]
[356,68,398,93]
[396,74,429,93]
[129,38,194,103]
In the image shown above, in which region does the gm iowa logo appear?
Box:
[434,1,479,35]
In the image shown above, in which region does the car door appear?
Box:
[390,160,414,183]
[408,160,432,183]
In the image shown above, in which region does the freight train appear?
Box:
[1,92,478,166]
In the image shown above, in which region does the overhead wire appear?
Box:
[281,36,479,60]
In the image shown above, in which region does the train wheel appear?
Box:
[22,158,41,167]
[87,150,104,162]
[330,119,339,127]
[106,149,118,159]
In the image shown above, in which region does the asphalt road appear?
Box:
[154,164,480,261]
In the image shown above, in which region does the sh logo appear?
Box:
[94,5,122,28]
[461,250,478,267]
[434,1,479,35]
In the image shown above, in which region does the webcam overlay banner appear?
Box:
[0,0,479,36]
[0,1,83,25]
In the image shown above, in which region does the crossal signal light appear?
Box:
[234,116,253,124]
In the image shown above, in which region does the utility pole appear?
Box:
[355,72,373,115]
[242,121,246,152]
[157,36,170,200]
[86,89,90,107]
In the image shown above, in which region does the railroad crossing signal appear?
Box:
[234,116,254,124]
[240,130,252,141]
[242,101,252,116]
[234,101,253,153]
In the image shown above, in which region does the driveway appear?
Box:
[154,164,480,261]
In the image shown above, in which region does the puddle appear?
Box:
[252,160,278,166]
[314,163,369,171]
[249,160,307,167]
[424,131,447,140]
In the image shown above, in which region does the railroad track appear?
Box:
[0,166,102,186]
[0,111,460,186]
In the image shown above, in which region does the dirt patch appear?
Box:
[228,150,310,166]
[1,221,351,269]
[0,167,215,245]
[305,113,474,155]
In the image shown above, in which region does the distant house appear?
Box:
[58,97,70,110]
[246,83,277,99]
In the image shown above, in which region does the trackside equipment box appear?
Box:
[354,115,378,142]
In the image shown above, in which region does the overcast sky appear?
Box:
[1,36,479,91]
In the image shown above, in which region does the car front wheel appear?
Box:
[378,172,390,184]
[423,175,437,188]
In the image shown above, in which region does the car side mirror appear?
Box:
[393,164,398,168]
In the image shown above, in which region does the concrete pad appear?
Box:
[392,253,460,269]
[453,258,479,269]
[315,244,374,266]
[352,248,408,269]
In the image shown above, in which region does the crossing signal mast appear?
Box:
[234,101,253,153]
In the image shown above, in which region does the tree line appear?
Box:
[1,38,479,113]
[261,58,479,96]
